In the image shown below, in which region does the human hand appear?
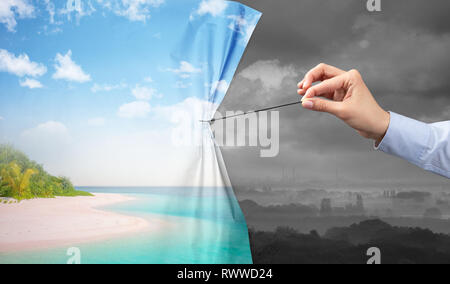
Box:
[297,64,390,146]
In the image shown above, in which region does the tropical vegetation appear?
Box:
[0,144,92,200]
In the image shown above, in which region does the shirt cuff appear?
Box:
[375,112,431,167]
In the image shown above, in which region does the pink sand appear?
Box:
[0,193,155,252]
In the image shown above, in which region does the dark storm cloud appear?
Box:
[372,0,450,34]
[238,0,450,62]
[237,0,450,103]
[218,0,450,187]
[236,0,365,64]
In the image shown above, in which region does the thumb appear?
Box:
[302,98,342,116]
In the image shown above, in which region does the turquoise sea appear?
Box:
[0,187,253,264]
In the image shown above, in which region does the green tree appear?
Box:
[0,162,37,199]
[0,144,91,199]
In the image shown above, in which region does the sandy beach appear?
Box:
[0,194,154,253]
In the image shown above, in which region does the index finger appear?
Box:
[302,72,349,101]
[299,63,346,90]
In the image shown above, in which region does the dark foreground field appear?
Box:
[249,219,450,264]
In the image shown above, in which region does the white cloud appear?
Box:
[91,82,126,93]
[19,121,71,171]
[98,0,164,22]
[118,101,150,118]
[228,15,259,44]
[53,50,91,83]
[210,80,229,94]
[87,117,106,126]
[132,85,158,100]
[22,121,70,143]
[228,15,246,28]
[155,96,219,121]
[175,81,192,89]
[24,121,68,134]
[41,25,63,35]
[0,116,4,120]
[153,97,219,146]
[59,0,96,22]
[144,76,153,83]
[44,0,56,24]
[0,0,34,32]
[168,61,201,78]
[117,0,164,22]
[195,0,227,17]
[0,49,47,77]
[19,78,43,89]
[239,60,297,91]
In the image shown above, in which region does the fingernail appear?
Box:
[301,90,310,101]
[302,100,314,109]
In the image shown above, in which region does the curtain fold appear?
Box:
[168,0,262,264]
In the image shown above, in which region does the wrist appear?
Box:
[374,111,390,146]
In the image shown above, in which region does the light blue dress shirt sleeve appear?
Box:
[376,112,450,179]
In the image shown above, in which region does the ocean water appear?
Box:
[0,187,253,264]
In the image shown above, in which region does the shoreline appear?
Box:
[0,193,157,253]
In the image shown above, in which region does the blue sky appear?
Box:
[0,0,261,186]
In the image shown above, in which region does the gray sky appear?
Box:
[219,0,450,189]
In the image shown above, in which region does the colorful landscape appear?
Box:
[0,0,260,264]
